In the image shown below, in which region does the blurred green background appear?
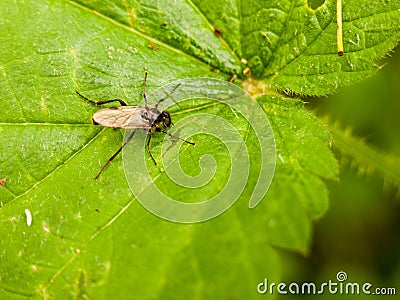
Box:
[277,46,400,298]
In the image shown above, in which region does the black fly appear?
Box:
[76,71,195,179]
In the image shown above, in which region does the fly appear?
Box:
[76,71,195,179]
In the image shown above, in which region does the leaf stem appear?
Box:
[331,125,400,186]
[337,0,344,56]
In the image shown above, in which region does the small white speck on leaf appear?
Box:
[25,209,32,227]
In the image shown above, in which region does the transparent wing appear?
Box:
[92,106,151,129]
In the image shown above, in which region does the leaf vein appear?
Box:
[65,0,229,74]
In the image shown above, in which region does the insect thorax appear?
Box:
[144,107,171,130]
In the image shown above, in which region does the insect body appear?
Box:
[76,72,194,179]
[92,105,171,130]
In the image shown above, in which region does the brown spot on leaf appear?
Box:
[214,27,222,38]
[147,43,159,51]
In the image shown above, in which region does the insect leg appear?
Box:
[143,70,148,107]
[94,130,136,179]
[146,132,158,166]
[76,91,128,106]
[160,129,195,145]
[155,83,182,109]
[161,138,178,159]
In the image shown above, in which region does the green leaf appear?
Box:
[329,122,400,188]
[242,0,400,95]
[0,0,398,298]
[258,96,338,252]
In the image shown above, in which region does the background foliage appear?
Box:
[282,45,400,300]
